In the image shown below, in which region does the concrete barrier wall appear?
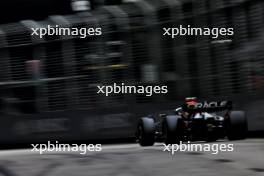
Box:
[0,93,263,144]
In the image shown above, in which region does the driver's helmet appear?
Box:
[185,97,198,107]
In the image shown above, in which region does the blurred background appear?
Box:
[0,0,263,144]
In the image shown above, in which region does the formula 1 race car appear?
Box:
[135,98,248,146]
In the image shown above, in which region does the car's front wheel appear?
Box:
[137,117,155,146]
[162,115,182,144]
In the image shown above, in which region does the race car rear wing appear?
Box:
[182,101,233,113]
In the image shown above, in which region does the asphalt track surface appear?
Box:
[0,139,263,176]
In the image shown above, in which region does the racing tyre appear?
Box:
[162,115,182,144]
[137,117,155,146]
[226,111,248,140]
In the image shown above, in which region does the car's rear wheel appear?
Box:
[226,111,247,140]
[162,115,182,144]
[137,117,155,146]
